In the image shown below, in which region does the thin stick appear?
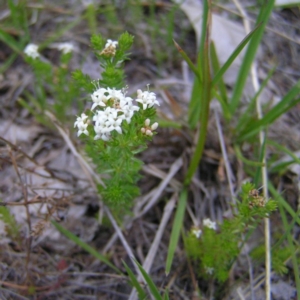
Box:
[104,206,141,277]
[8,149,32,284]
[214,109,236,207]
[128,194,177,300]
[44,111,105,188]
[137,156,182,216]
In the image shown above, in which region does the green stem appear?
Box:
[184,0,212,186]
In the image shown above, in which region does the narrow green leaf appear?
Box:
[188,72,202,129]
[210,41,228,104]
[267,139,300,165]
[234,144,265,166]
[237,81,300,142]
[163,289,169,300]
[236,65,276,132]
[85,4,98,35]
[134,259,163,300]
[212,89,231,119]
[229,0,275,115]
[173,39,201,82]
[0,52,18,74]
[211,25,260,87]
[187,0,211,129]
[253,135,267,186]
[278,203,300,299]
[268,183,300,226]
[185,0,212,185]
[123,260,147,300]
[165,189,187,275]
[52,221,122,275]
[210,41,231,119]
[0,28,23,54]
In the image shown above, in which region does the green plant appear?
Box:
[185,183,277,282]
[73,32,159,210]
[20,42,81,125]
[0,204,21,244]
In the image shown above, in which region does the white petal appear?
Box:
[151,122,158,130]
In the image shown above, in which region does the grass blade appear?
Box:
[210,41,228,104]
[268,183,300,226]
[211,25,260,88]
[277,200,300,299]
[163,289,169,300]
[236,65,276,132]
[187,0,211,129]
[165,189,187,275]
[52,220,122,275]
[234,144,265,166]
[0,28,23,54]
[123,260,147,300]
[210,41,231,120]
[229,0,275,115]
[173,39,201,82]
[237,80,300,142]
[133,259,163,300]
[185,0,212,185]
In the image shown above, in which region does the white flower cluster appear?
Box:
[203,218,217,230]
[101,39,118,56]
[24,43,40,59]
[25,42,74,59]
[141,119,158,136]
[105,39,118,49]
[191,227,202,239]
[74,85,160,141]
[74,113,89,137]
[136,89,160,110]
[53,42,74,54]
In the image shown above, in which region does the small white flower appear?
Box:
[24,43,40,59]
[74,113,89,136]
[118,102,139,123]
[151,122,158,130]
[93,107,112,124]
[119,108,134,123]
[94,121,111,141]
[191,228,202,239]
[56,42,74,54]
[117,96,132,109]
[203,218,217,230]
[105,39,118,49]
[205,266,214,275]
[136,89,160,110]
[106,114,123,134]
[106,88,124,101]
[91,88,109,110]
